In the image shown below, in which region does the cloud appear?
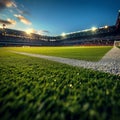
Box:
[20,10,30,15]
[25,28,50,35]
[0,0,29,15]
[15,7,30,15]
[43,30,50,34]
[14,14,31,25]
[0,0,31,27]
[37,30,50,35]
[0,18,16,25]
[0,0,17,11]
[7,18,16,25]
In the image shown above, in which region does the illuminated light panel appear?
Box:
[61,32,66,37]
[25,29,34,35]
[104,25,108,29]
[91,27,97,32]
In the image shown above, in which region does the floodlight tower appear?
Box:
[2,24,6,36]
[3,24,6,29]
[116,10,120,30]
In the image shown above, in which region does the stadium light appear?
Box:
[61,32,66,37]
[91,27,97,32]
[104,25,108,29]
[25,29,34,35]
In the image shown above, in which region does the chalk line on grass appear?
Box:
[10,47,120,75]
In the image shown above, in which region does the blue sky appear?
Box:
[0,0,120,35]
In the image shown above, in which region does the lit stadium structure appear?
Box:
[0,11,120,46]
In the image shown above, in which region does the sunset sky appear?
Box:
[0,0,120,35]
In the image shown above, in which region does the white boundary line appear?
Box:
[10,47,120,76]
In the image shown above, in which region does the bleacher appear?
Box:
[0,27,120,46]
[0,11,120,46]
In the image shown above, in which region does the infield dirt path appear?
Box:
[11,47,120,75]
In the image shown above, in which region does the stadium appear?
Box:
[0,0,120,119]
[0,11,120,46]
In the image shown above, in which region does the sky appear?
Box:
[0,0,120,35]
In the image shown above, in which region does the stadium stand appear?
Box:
[0,11,120,46]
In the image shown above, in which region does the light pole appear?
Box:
[2,24,6,36]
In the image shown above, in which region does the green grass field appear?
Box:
[3,46,112,61]
[0,47,120,120]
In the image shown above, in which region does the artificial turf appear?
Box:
[0,49,120,120]
[3,46,112,61]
